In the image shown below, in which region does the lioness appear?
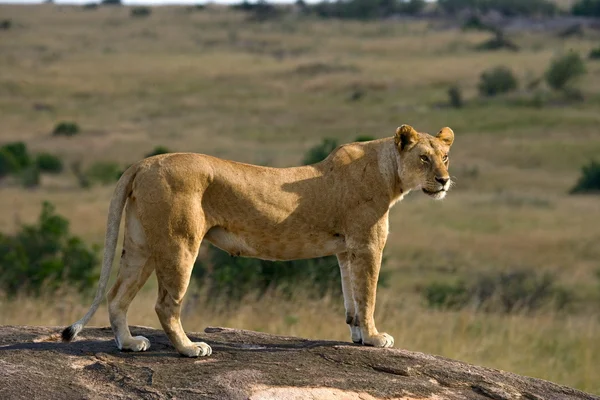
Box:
[62,124,454,357]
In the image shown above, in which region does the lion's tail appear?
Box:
[61,165,138,342]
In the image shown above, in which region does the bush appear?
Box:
[309,0,424,20]
[130,6,152,17]
[589,47,600,60]
[475,31,519,52]
[572,0,600,17]
[423,269,571,313]
[193,244,389,303]
[570,160,600,194]
[302,138,338,165]
[0,149,20,178]
[85,161,122,185]
[448,85,463,108]
[231,0,281,21]
[398,0,427,15]
[478,66,518,97]
[462,15,492,32]
[101,0,121,5]
[0,202,99,296]
[423,281,469,310]
[0,19,12,30]
[545,52,586,91]
[145,145,171,158]
[35,153,63,174]
[1,142,31,170]
[52,121,80,137]
[439,0,556,16]
[354,135,375,142]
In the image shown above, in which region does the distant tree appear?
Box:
[572,0,600,17]
[478,66,518,97]
[570,160,600,194]
[35,153,63,174]
[302,138,338,165]
[545,52,586,91]
[145,146,171,158]
[438,0,556,16]
[52,121,80,137]
[0,202,99,295]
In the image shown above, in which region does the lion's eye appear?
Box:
[442,154,448,162]
[420,155,429,163]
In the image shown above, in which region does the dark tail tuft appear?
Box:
[61,326,76,342]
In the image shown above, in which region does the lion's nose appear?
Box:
[435,177,449,186]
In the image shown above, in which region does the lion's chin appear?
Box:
[422,188,447,200]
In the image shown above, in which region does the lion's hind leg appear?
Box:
[154,242,211,357]
[155,242,212,357]
[107,244,154,352]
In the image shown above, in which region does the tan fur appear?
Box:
[62,125,454,357]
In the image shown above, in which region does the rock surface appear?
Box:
[0,325,597,400]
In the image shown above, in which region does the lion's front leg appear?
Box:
[337,252,362,344]
[347,248,394,348]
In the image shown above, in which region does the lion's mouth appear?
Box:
[422,188,447,198]
[422,188,444,195]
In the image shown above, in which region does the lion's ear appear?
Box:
[395,124,419,151]
[436,127,454,147]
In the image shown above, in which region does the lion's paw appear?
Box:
[362,332,394,348]
[180,342,212,357]
[120,335,151,352]
[350,326,362,344]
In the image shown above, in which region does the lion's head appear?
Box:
[394,124,454,200]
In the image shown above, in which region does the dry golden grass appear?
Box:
[1,4,600,394]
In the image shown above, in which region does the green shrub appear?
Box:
[398,0,427,15]
[588,47,600,60]
[354,135,375,142]
[0,202,99,296]
[572,0,600,17]
[85,161,122,185]
[461,15,493,32]
[545,52,586,91]
[478,66,518,97]
[0,19,12,30]
[309,0,424,20]
[475,31,519,52]
[35,153,63,174]
[423,281,469,309]
[145,145,171,158]
[101,0,121,5]
[0,149,20,178]
[231,0,281,21]
[193,244,389,303]
[52,121,80,137]
[570,160,600,194]
[302,138,338,165]
[130,6,152,17]
[448,85,463,108]
[439,0,556,16]
[1,142,31,170]
[423,269,571,313]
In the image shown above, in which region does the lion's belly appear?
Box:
[204,226,346,261]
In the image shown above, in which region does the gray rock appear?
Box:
[0,325,597,400]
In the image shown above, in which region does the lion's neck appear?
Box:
[376,138,408,207]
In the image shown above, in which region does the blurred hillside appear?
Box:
[0,1,599,394]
